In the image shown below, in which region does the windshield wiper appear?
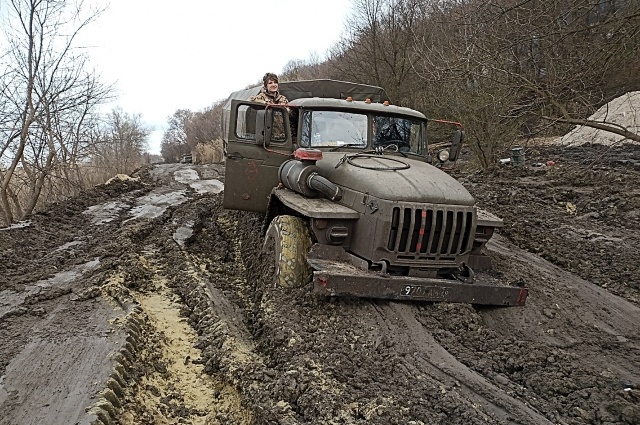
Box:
[329,144,364,152]
[402,151,425,158]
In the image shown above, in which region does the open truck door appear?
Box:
[223,100,294,212]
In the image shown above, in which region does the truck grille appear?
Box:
[387,206,474,257]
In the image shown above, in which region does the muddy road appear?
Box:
[0,144,639,424]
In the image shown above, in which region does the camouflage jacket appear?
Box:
[250,89,288,105]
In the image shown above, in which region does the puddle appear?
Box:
[0,258,100,319]
[125,189,188,222]
[83,201,129,225]
[149,164,183,179]
[84,166,222,226]
[174,168,199,184]
[0,221,32,231]
[0,290,28,318]
[173,221,194,246]
[189,179,224,194]
[54,240,85,252]
[173,168,223,194]
[35,258,100,289]
[199,165,222,179]
[560,225,625,244]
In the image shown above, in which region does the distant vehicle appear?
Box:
[181,154,193,164]
[221,79,527,306]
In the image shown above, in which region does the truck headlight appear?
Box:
[437,149,450,162]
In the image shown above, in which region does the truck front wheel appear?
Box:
[263,215,313,288]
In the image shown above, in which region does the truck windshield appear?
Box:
[373,115,424,154]
[301,111,368,148]
[300,110,425,154]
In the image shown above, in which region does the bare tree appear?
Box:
[0,0,112,224]
[409,0,640,163]
[161,109,192,162]
[405,0,531,166]
[90,108,149,175]
[281,52,332,81]
[329,0,422,106]
[186,101,224,148]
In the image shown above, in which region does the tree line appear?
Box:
[327,0,640,166]
[160,103,224,163]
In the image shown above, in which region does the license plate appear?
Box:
[400,285,449,299]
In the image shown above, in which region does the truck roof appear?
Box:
[223,79,391,106]
[289,97,426,119]
[279,79,390,103]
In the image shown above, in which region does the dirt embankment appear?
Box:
[1,145,639,425]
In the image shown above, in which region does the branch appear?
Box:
[542,116,640,143]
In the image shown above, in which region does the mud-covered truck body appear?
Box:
[222,79,528,306]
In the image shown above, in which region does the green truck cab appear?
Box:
[222,79,527,306]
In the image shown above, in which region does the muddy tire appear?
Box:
[263,215,313,288]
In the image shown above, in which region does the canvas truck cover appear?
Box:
[222,79,391,142]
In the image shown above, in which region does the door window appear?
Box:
[235,105,287,143]
[235,105,259,140]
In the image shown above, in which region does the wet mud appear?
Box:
[1,145,639,424]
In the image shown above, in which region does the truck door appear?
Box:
[223,100,293,212]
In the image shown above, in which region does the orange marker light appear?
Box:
[383,100,390,106]
[346,96,353,102]
[365,98,372,104]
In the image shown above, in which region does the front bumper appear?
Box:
[308,244,528,306]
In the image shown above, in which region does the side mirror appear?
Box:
[449,130,464,162]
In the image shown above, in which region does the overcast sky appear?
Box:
[77,0,352,154]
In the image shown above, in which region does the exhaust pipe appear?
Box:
[279,159,342,201]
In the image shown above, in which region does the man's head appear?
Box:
[262,72,279,94]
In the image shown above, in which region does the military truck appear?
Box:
[222,79,527,306]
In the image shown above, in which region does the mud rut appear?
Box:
[0,145,639,425]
